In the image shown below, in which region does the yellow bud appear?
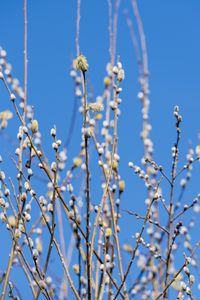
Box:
[0,110,13,120]
[196,145,200,155]
[73,264,80,275]
[31,119,39,133]
[8,215,16,227]
[14,229,21,239]
[73,157,82,168]
[36,239,43,253]
[105,227,112,237]
[119,180,125,192]
[95,113,103,120]
[123,244,133,253]
[109,159,118,171]
[104,76,111,87]
[75,54,88,72]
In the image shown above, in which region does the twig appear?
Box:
[1,240,15,299]
[164,111,182,299]
[82,70,92,300]
[155,242,200,300]
[113,196,155,299]
[125,209,169,235]
[76,0,81,57]
[23,0,28,116]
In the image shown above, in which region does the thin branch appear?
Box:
[23,0,28,117]
[82,70,92,300]
[76,0,81,56]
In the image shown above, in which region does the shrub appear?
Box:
[0,1,200,299]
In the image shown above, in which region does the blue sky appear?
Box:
[0,1,200,299]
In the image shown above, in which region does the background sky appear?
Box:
[0,1,200,299]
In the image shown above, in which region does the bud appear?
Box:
[104,76,111,87]
[117,69,125,82]
[105,227,112,237]
[87,102,104,112]
[14,228,21,239]
[31,119,39,133]
[118,180,125,193]
[75,54,88,72]
[73,264,80,275]
[73,157,82,168]
[8,215,16,227]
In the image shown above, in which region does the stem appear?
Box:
[114,197,155,299]
[156,242,200,300]
[35,159,57,300]
[17,255,36,298]
[1,240,15,299]
[164,117,181,299]
[23,0,28,117]
[76,0,81,57]
[34,193,81,300]
[82,71,92,300]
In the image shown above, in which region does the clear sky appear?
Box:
[0,1,200,299]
